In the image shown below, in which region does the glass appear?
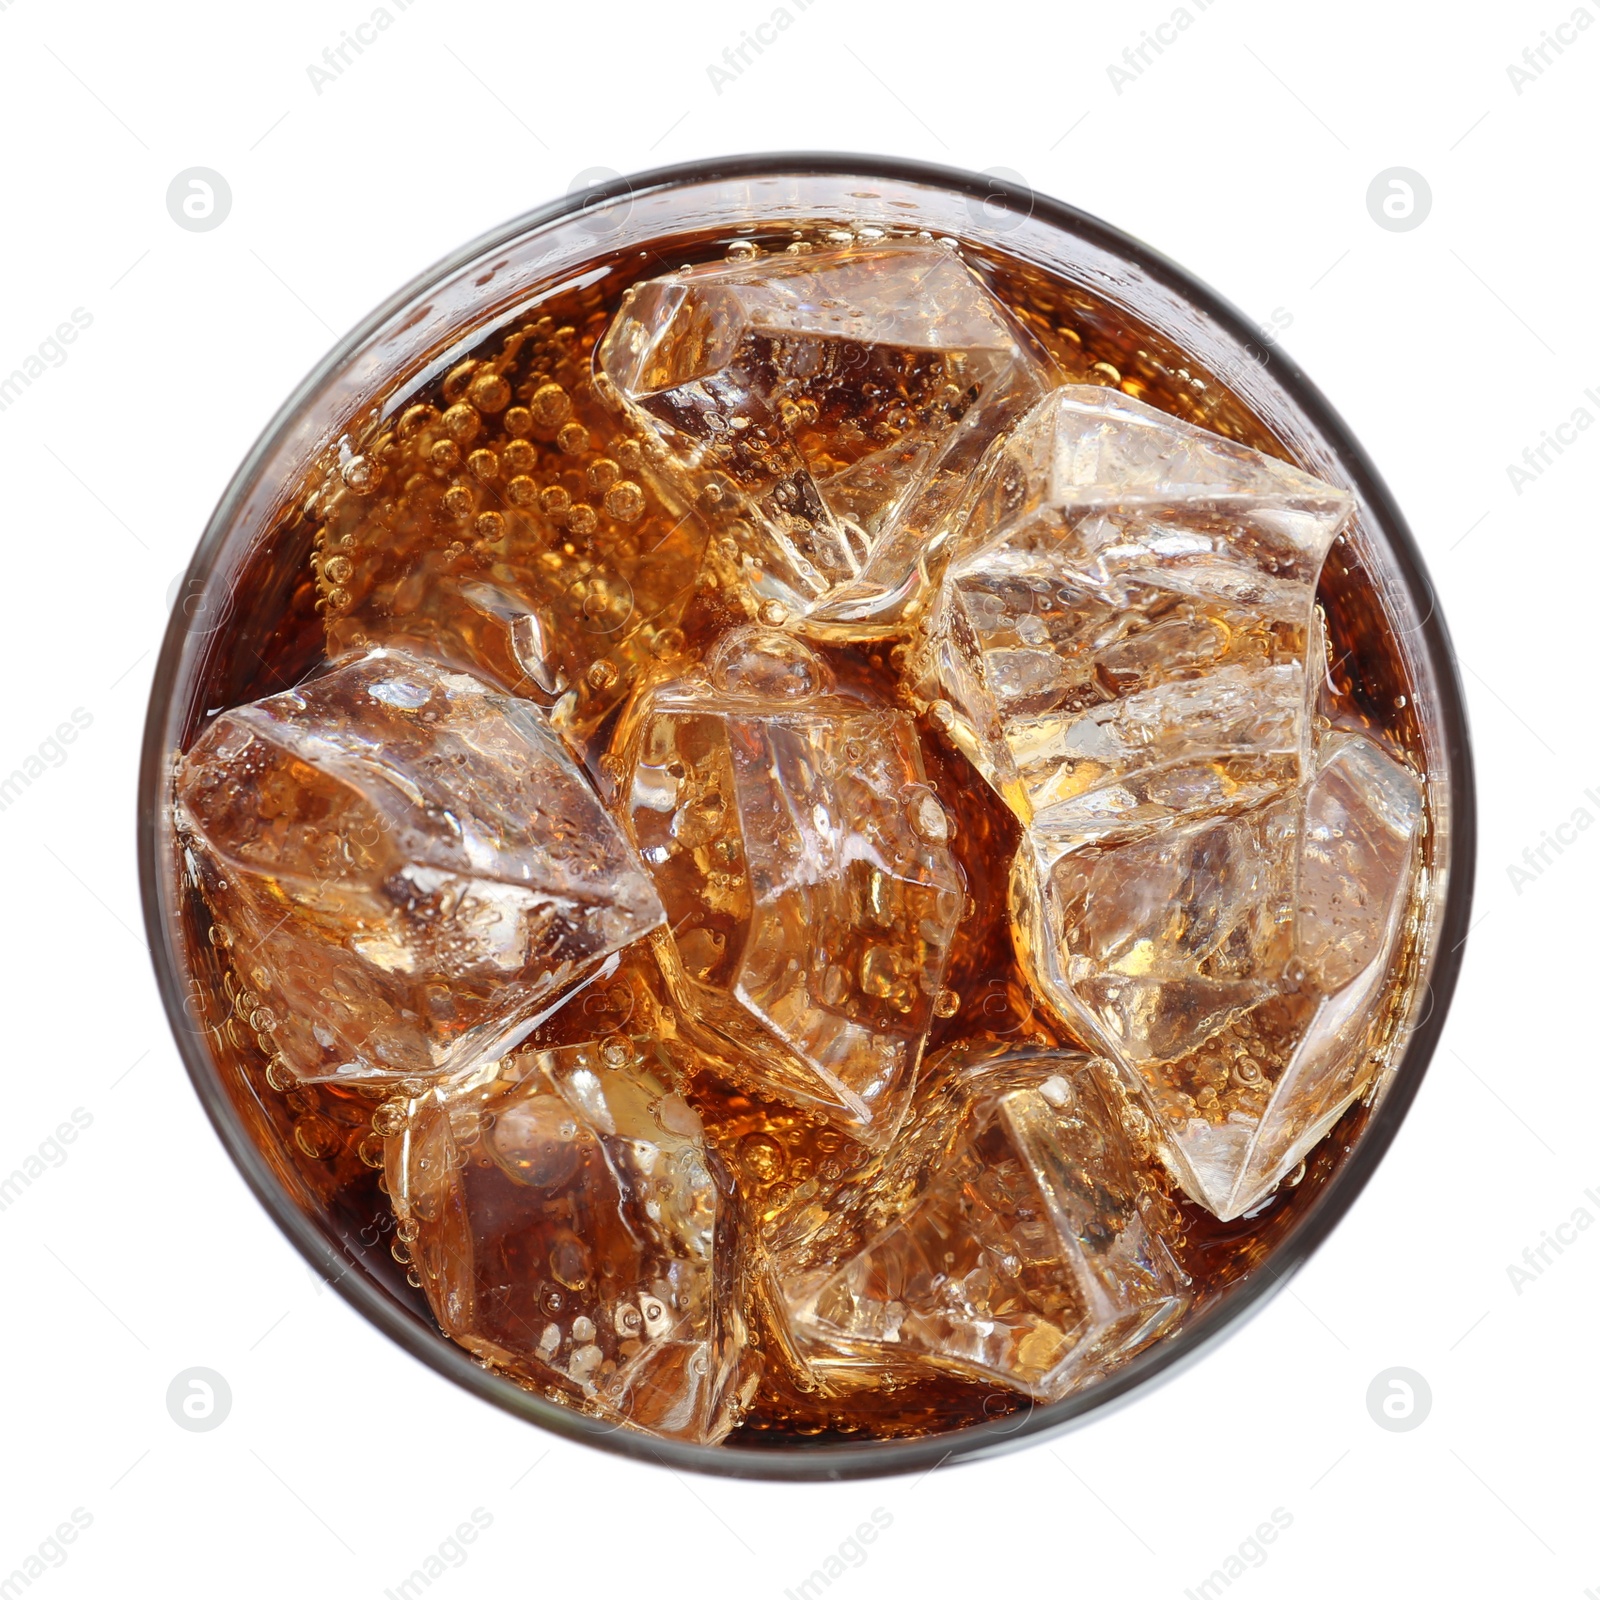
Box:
[138,154,1474,1480]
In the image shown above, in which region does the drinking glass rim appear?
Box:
[138,151,1477,1482]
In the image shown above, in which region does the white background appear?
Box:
[0,1,1592,1595]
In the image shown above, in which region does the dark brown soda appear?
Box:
[171,217,1432,1447]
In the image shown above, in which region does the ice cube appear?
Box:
[767,1046,1189,1401]
[596,243,1055,636]
[614,626,966,1145]
[1014,731,1424,1219]
[174,650,663,1085]
[388,1020,754,1443]
[918,384,1353,835]
[1012,793,1301,1069]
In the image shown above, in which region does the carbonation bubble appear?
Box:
[605,481,645,522]
[531,384,572,426]
[469,371,511,412]
[706,627,828,700]
[442,404,481,443]
[739,1133,787,1184]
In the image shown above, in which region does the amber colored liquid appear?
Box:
[173,219,1431,1447]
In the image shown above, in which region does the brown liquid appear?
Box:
[172,218,1430,1448]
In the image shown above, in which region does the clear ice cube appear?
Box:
[1013,794,1301,1068]
[174,650,664,1085]
[767,1046,1189,1401]
[388,1022,753,1442]
[596,243,1055,636]
[918,384,1353,835]
[614,626,966,1145]
[1014,731,1424,1219]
